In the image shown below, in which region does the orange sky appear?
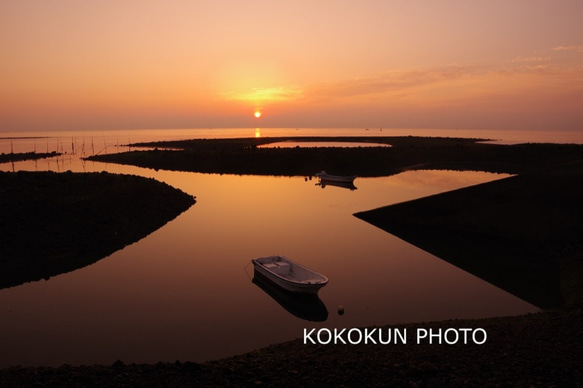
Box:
[1,1,583,132]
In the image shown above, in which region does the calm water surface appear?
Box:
[0,128,552,366]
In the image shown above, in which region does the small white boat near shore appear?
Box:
[315,170,357,184]
[252,255,328,295]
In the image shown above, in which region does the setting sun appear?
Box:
[1,2,582,131]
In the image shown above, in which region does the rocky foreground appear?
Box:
[0,309,581,387]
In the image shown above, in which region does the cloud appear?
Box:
[220,86,303,104]
[303,65,487,101]
[553,45,583,52]
[301,50,583,105]
[511,56,549,63]
[218,47,583,112]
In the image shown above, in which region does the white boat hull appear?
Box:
[252,256,328,295]
[315,171,357,184]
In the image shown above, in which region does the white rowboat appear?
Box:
[315,170,357,184]
[252,256,328,295]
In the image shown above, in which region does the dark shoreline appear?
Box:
[2,136,583,386]
[0,151,60,164]
[356,159,583,310]
[0,171,195,290]
[87,136,583,177]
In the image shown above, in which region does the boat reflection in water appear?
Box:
[252,272,328,322]
[317,180,357,191]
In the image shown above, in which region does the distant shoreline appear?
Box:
[88,136,583,177]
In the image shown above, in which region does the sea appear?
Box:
[2,127,583,156]
[0,127,580,367]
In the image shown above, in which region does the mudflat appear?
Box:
[0,151,59,164]
[356,159,583,309]
[88,136,583,176]
[0,171,195,290]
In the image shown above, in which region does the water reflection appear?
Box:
[0,155,538,366]
[259,141,391,148]
[252,272,328,322]
[316,180,358,191]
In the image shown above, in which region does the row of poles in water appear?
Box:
[3,136,133,172]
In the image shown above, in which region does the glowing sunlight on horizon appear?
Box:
[1,1,582,132]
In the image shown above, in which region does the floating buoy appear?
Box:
[338,305,344,315]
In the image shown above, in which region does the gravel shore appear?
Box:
[1,309,581,387]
